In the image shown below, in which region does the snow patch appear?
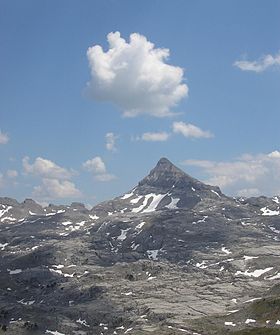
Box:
[17,299,35,305]
[89,214,99,220]
[8,269,22,275]
[221,247,232,255]
[0,206,12,218]
[121,190,135,200]
[268,226,280,234]
[244,255,259,261]
[147,249,159,260]
[243,297,262,304]
[272,196,279,204]
[235,267,273,278]
[135,221,146,230]
[0,243,8,250]
[45,212,57,216]
[197,216,208,224]
[117,228,130,241]
[130,195,143,204]
[132,196,150,213]
[29,211,37,215]
[45,331,66,335]
[52,264,65,269]
[61,221,72,226]
[260,207,279,216]
[1,216,16,222]
[268,272,280,280]
[49,268,75,278]
[76,318,90,327]
[165,197,180,209]
[142,194,166,213]
[211,190,221,197]
[147,249,160,261]
[245,319,256,324]
[196,261,208,269]
[131,242,139,250]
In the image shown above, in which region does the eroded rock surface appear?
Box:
[1,158,280,334]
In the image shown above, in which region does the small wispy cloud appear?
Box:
[172,121,213,139]
[139,132,170,142]
[105,132,118,151]
[0,130,9,144]
[234,51,280,73]
[83,156,116,182]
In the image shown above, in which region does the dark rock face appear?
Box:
[139,157,192,188]
[138,157,219,193]
[0,158,280,334]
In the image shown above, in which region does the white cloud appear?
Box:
[83,156,106,174]
[140,132,170,142]
[23,156,73,179]
[86,31,188,117]
[33,178,81,199]
[6,170,18,178]
[0,131,9,144]
[22,156,81,200]
[234,51,280,73]
[172,121,213,139]
[268,150,280,158]
[83,156,115,182]
[183,151,280,196]
[106,132,118,151]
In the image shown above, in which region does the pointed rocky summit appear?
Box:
[93,157,225,216]
[138,157,201,190]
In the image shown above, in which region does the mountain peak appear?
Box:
[136,157,223,199]
[138,157,196,190]
[153,157,187,175]
[155,157,179,170]
[157,157,173,165]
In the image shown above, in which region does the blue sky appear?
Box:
[1,0,280,205]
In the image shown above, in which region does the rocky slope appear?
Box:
[0,158,280,334]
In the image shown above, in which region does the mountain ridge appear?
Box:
[0,158,280,334]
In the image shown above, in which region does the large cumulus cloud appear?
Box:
[86,32,188,117]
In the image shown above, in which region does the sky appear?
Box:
[0,0,280,205]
